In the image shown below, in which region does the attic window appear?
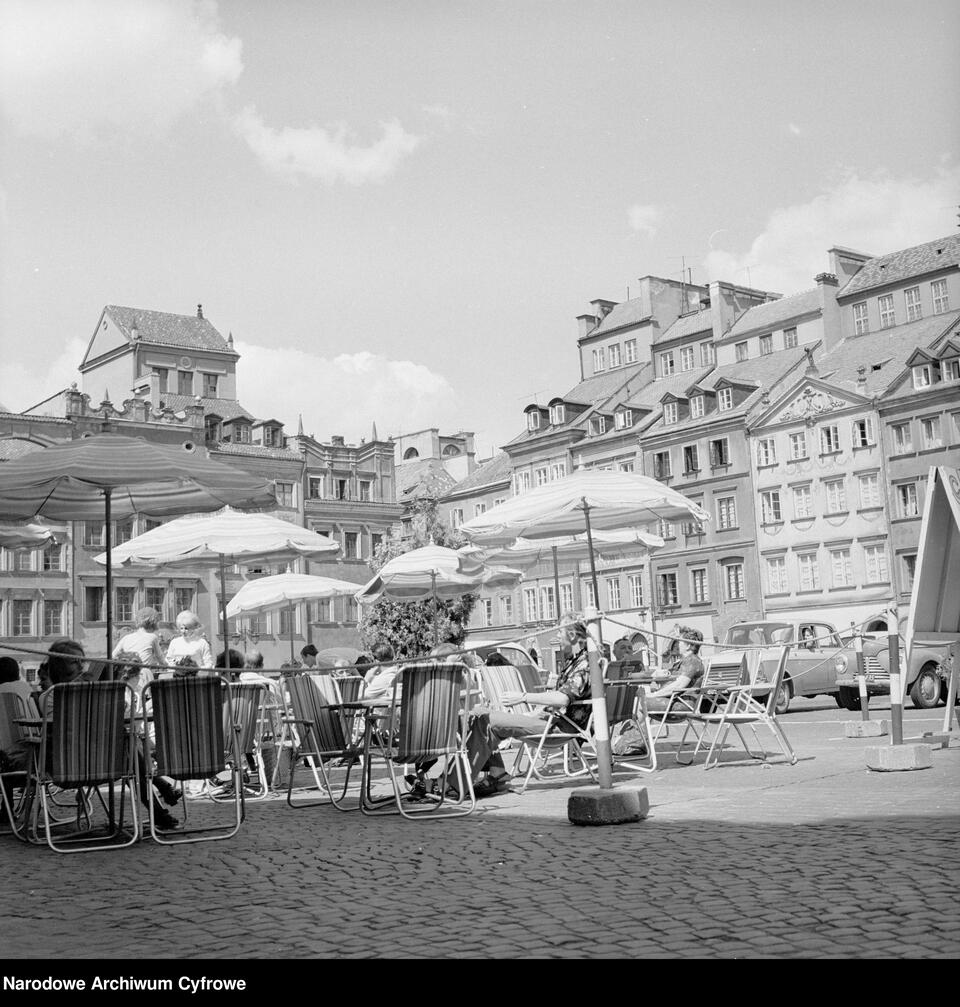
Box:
[527,411,542,432]
[549,403,565,425]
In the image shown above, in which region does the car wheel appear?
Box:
[909,664,942,709]
[832,692,845,708]
[774,677,791,715]
[838,686,862,712]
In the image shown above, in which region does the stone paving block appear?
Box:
[844,720,889,737]
[865,744,933,771]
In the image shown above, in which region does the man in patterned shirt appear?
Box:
[463,612,593,797]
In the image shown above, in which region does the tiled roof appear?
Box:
[839,234,960,297]
[819,311,960,397]
[159,394,254,422]
[700,346,809,394]
[624,365,714,409]
[725,289,821,338]
[447,452,513,495]
[212,443,301,461]
[588,298,649,336]
[396,458,457,503]
[0,437,48,461]
[655,309,713,344]
[105,305,235,353]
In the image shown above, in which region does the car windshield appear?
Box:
[724,622,794,646]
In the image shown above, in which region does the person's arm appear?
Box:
[502,688,570,708]
[198,640,214,670]
[647,673,693,699]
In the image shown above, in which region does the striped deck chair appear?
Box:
[283,672,365,810]
[209,682,269,802]
[143,677,242,844]
[0,691,40,841]
[360,661,475,820]
[34,681,140,853]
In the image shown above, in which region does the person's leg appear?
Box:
[464,708,547,787]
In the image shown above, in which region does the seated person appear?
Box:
[0,656,37,791]
[363,643,400,704]
[299,644,318,669]
[800,627,817,651]
[644,628,705,712]
[112,607,165,670]
[462,612,594,797]
[165,611,214,672]
[216,648,246,680]
[485,652,510,667]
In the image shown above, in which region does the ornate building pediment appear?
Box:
[772,385,853,426]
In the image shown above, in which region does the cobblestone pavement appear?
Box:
[3,701,959,960]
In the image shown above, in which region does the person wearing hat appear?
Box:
[645,627,705,710]
[165,611,214,672]
[112,606,165,671]
[299,644,318,669]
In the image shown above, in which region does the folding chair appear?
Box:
[143,676,243,844]
[209,682,269,801]
[360,661,475,820]
[1,691,40,841]
[33,681,141,853]
[282,672,365,811]
[600,678,656,774]
[678,645,797,769]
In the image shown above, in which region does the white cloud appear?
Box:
[0,0,242,139]
[0,338,88,413]
[421,104,458,126]
[704,166,960,294]
[627,203,662,238]
[232,107,421,184]
[788,123,802,136]
[234,343,457,441]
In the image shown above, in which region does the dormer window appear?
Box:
[549,403,565,425]
[691,395,705,419]
[204,416,221,444]
[942,358,960,382]
[717,387,733,411]
[912,365,932,389]
[591,415,607,436]
[237,423,251,444]
[663,401,678,425]
[614,409,633,430]
[527,411,542,432]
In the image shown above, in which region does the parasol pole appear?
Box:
[431,569,440,649]
[581,498,601,638]
[104,487,114,672]
[551,545,561,620]
[289,601,296,666]
[219,553,230,674]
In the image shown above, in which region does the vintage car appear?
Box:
[461,638,545,690]
[721,619,847,714]
[833,633,952,710]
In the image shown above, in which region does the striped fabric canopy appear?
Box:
[96,507,340,569]
[225,573,359,618]
[459,469,710,547]
[467,528,664,571]
[355,545,521,602]
[0,434,277,521]
[0,522,56,550]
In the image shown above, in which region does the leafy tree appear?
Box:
[359,498,477,658]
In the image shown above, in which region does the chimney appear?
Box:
[331,435,345,446]
[130,318,139,341]
[197,304,204,319]
[148,371,161,404]
[856,365,867,391]
[816,272,842,352]
[577,313,599,339]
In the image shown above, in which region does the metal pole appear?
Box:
[584,603,613,790]
[551,545,561,620]
[581,499,601,643]
[104,487,113,672]
[219,553,230,673]
[431,570,439,649]
[289,602,296,666]
[887,607,903,745]
[853,624,869,721]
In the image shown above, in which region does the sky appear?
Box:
[1,0,958,459]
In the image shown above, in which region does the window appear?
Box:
[524,588,538,623]
[903,286,922,322]
[913,365,931,389]
[858,473,882,508]
[499,595,513,624]
[682,444,699,474]
[154,368,168,393]
[878,294,896,329]
[920,416,942,449]
[943,359,960,382]
[820,425,840,453]
[359,481,371,502]
[756,438,777,466]
[84,585,104,622]
[617,459,635,473]
[897,482,919,517]
[15,550,32,572]
[474,502,487,517]
[526,412,541,432]
[145,587,165,616]
[83,522,105,547]
[628,574,644,608]
[931,278,950,314]
[663,402,678,425]
[700,341,716,365]
[793,484,813,519]
[551,462,566,480]
[615,409,633,429]
[659,519,675,539]
[145,518,162,532]
[312,598,331,624]
[371,533,383,556]
[43,599,63,637]
[535,467,549,486]
[591,415,607,435]
[766,557,788,594]
[609,344,621,368]
[344,598,358,624]
[343,532,360,559]
[624,339,637,363]
[653,451,672,480]
[680,346,695,371]
[274,481,294,507]
[864,544,889,583]
[798,553,821,591]
[852,418,874,448]
[203,373,218,397]
[716,496,737,529]
[514,471,531,494]
[308,477,324,500]
[237,423,251,444]
[717,387,733,411]
[853,302,869,335]
[759,334,773,356]
[724,563,745,600]
[113,519,134,546]
[789,431,807,460]
[784,327,798,349]
[690,567,708,603]
[493,497,507,508]
[262,426,276,448]
[450,508,464,529]
[605,578,621,610]
[891,422,913,453]
[584,580,597,608]
[761,490,782,523]
[691,396,704,419]
[549,403,565,425]
[559,582,574,613]
[482,599,493,628]
[660,351,675,376]
[177,370,193,396]
[116,587,135,623]
[657,572,678,607]
[593,347,606,373]
[43,544,62,572]
[830,548,853,588]
[174,587,194,614]
[12,599,32,636]
[734,342,748,363]
[706,438,728,468]
[902,554,917,590]
[825,479,847,513]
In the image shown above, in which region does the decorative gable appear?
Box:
[80,309,130,370]
[766,383,863,427]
